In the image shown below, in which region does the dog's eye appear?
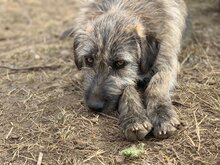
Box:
[85,57,94,67]
[114,60,127,69]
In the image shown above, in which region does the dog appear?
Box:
[62,0,188,141]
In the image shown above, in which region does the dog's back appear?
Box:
[76,0,187,40]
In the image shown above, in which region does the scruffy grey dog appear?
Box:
[63,0,187,141]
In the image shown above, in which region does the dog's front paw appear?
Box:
[153,116,180,139]
[148,100,180,139]
[120,115,152,141]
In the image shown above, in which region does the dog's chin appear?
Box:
[104,94,121,112]
[103,104,118,113]
[86,103,118,115]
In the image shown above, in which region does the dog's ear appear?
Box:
[140,35,160,74]
[134,24,160,74]
[61,27,83,70]
[73,35,83,70]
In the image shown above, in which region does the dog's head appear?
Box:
[64,13,159,112]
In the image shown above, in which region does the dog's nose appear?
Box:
[87,99,104,112]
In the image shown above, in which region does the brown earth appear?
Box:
[0,0,219,164]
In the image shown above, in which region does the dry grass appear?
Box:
[0,0,219,164]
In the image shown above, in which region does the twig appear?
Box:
[5,127,14,140]
[193,111,201,151]
[186,134,196,147]
[100,113,118,121]
[181,52,192,66]
[83,150,105,163]
[172,100,190,108]
[19,155,37,163]
[37,152,43,165]
[172,147,181,161]
[0,65,62,73]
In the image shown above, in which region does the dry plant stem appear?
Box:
[37,152,43,165]
[5,127,14,140]
[0,65,62,72]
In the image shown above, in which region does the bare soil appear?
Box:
[0,0,219,164]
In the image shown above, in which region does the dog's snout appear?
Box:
[87,98,104,112]
[86,80,105,112]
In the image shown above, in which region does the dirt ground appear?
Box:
[0,0,219,164]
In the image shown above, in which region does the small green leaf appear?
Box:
[119,143,145,158]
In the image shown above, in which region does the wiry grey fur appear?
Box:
[63,0,187,141]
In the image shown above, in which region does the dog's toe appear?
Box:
[123,120,152,141]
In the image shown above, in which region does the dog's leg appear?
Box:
[118,86,152,141]
[144,50,180,139]
[144,9,187,139]
[144,38,182,139]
